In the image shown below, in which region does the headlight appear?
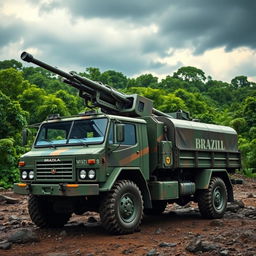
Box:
[88,169,96,179]
[80,170,86,179]
[22,171,27,179]
[29,171,34,179]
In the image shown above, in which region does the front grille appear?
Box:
[36,160,73,181]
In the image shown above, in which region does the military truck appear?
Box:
[14,52,241,234]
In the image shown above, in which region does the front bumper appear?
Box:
[13,183,99,196]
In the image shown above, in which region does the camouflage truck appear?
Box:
[14,52,241,234]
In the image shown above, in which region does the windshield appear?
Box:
[35,118,108,147]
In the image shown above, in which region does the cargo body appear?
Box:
[14,52,241,235]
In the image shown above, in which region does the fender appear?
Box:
[195,169,234,201]
[100,167,152,208]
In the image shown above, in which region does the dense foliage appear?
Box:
[0,60,255,188]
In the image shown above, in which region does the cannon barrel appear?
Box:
[21,51,130,104]
[21,52,75,81]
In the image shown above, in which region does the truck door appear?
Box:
[107,121,141,168]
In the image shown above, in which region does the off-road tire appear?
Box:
[28,195,71,228]
[100,180,144,235]
[198,177,227,219]
[144,200,167,215]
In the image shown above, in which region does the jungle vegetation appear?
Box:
[0,59,255,188]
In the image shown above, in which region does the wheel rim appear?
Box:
[119,193,137,223]
[213,186,224,211]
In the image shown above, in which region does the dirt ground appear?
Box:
[0,174,255,256]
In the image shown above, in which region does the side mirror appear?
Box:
[116,124,125,143]
[22,128,28,146]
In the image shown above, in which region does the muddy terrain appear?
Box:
[0,175,255,256]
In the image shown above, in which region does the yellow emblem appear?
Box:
[165,156,171,165]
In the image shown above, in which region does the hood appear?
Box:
[21,146,104,158]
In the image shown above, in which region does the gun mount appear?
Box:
[21,52,169,118]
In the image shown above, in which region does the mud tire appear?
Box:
[144,200,167,215]
[28,195,71,228]
[100,180,143,235]
[198,177,227,219]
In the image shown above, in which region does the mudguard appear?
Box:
[195,169,234,201]
[100,167,152,208]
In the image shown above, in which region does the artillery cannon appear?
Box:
[21,51,169,118]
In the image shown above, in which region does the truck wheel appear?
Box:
[28,195,71,228]
[198,177,227,219]
[100,180,143,234]
[144,200,167,215]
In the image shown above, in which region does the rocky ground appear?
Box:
[0,175,255,256]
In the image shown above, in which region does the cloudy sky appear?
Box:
[1,0,256,82]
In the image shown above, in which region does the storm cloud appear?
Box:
[0,0,256,81]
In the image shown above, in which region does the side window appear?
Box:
[121,124,136,145]
[108,122,136,145]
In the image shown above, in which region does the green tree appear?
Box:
[0,138,20,188]
[100,70,128,89]
[55,90,82,114]
[158,94,186,113]
[18,86,46,123]
[173,66,206,82]
[36,95,69,122]
[231,76,250,88]
[159,76,186,91]
[0,59,22,70]
[243,96,256,127]
[0,91,27,139]
[81,67,102,81]
[134,74,158,88]
[0,68,30,99]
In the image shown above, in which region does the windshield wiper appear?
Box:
[40,139,57,149]
[69,137,88,147]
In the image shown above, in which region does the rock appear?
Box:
[155,228,162,234]
[146,249,159,256]
[8,215,21,221]
[60,230,67,237]
[122,248,134,254]
[220,249,230,256]
[186,238,202,253]
[0,240,12,250]
[0,215,4,220]
[10,220,20,225]
[244,209,256,218]
[8,228,39,244]
[0,195,19,204]
[226,204,240,213]
[0,226,7,231]
[247,193,254,198]
[209,220,224,227]
[201,241,218,252]
[234,200,245,208]
[158,242,177,248]
[227,200,244,213]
